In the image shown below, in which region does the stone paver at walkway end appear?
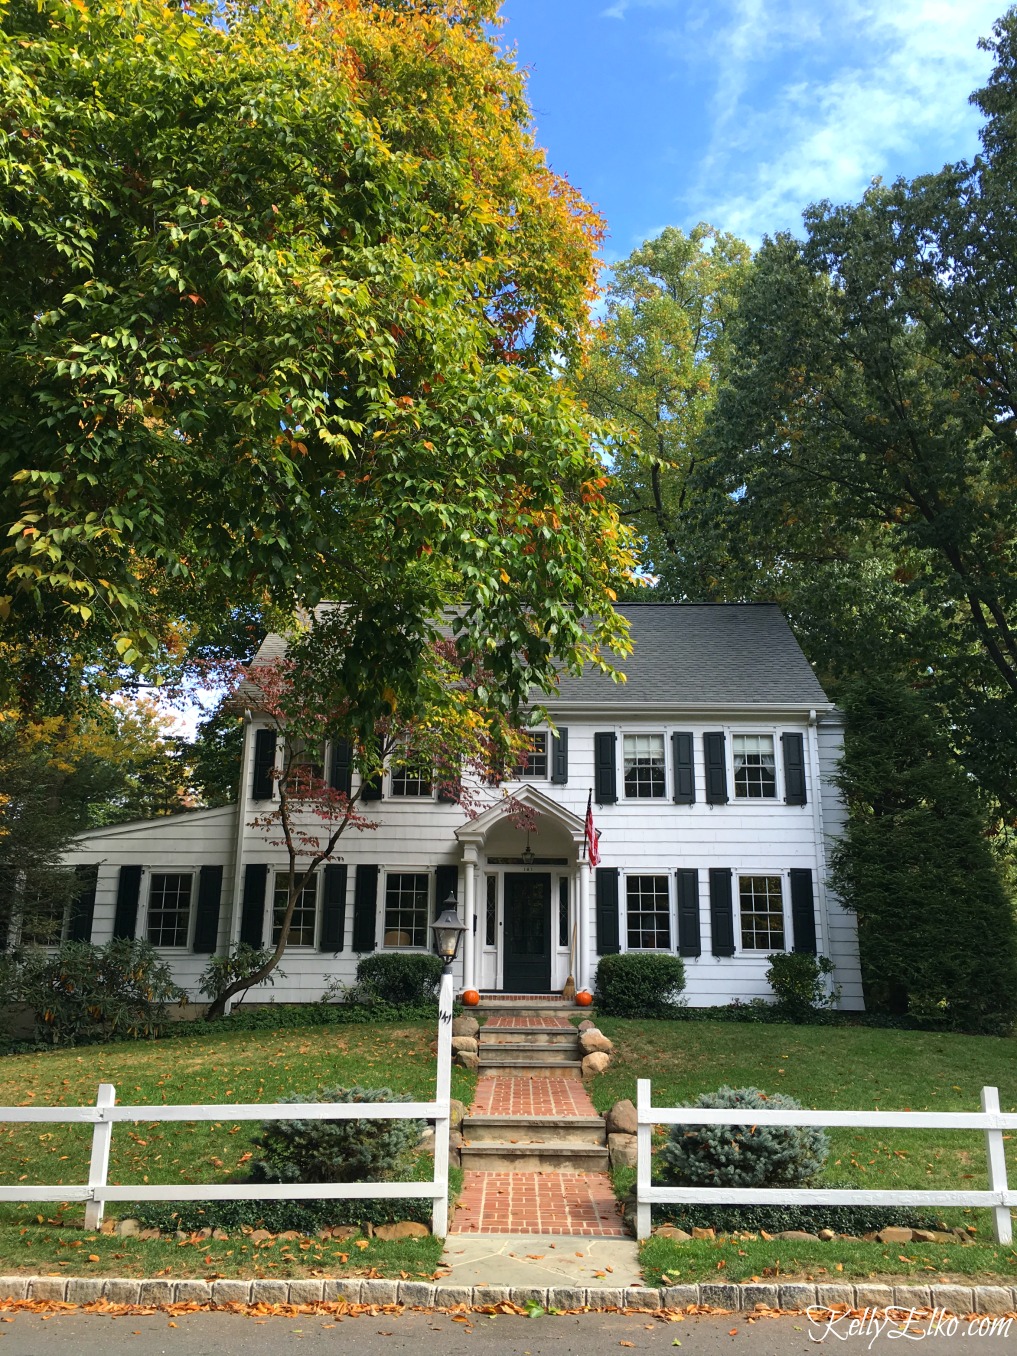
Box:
[440,1232,641,1287]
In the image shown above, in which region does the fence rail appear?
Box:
[0,973,455,1235]
[635,1078,1015,1246]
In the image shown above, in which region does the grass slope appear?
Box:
[0,1020,474,1278]
[594,1017,1017,1284]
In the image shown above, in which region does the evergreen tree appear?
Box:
[831,678,1017,1035]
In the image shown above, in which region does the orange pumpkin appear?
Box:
[461,989,481,1007]
[575,989,594,1007]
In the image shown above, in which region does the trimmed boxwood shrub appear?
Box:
[766,952,837,1021]
[594,952,686,1017]
[659,1086,829,1188]
[356,953,443,1007]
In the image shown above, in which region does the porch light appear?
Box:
[520,830,536,867]
[431,894,467,970]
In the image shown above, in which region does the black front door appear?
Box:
[503,873,552,993]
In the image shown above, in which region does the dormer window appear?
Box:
[623,733,666,798]
[513,731,548,778]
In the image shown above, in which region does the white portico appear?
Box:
[454,786,593,995]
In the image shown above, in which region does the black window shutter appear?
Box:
[352,864,379,952]
[704,732,728,804]
[676,868,701,957]
[782,733,808,806]
[594,732,617,804]
[252,729,277,801]
[361,769,383,801]
[435,864,459,909]
[672,732,695,805]
[112,865,142,940]
[239,863,268,947]
[320,863,349,952]
[68,864,98,942]
[192,865,224,953]
[551,729,569,785]
[595,867,620,955]
[790,868,817,954]
[330,738,353,797]
[709,867,735,956]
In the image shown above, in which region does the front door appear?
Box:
[503,873,552,993]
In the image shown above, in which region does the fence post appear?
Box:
[84,1083,115,1232]
[636,1078,652,1241]
[431,968,454,1238]
[981,1085,1013,1245]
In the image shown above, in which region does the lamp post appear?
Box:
[429,893,465,1238]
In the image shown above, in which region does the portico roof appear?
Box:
[455,784,587,849]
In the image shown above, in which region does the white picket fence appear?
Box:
[0,974,455,1237]
[635,1078,1017,1245]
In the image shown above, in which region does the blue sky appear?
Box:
[496,0,1003,259]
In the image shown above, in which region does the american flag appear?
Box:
[584,790,601,867]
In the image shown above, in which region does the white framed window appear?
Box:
[513,731,549,779]
[147,872,193,947]
[383,872,430,947]
[738,874,785,950]
[623,733,666,798]
[626,874,671,949]
[733,734,777,799]
[484,874,497,948]
[283,737,324,795]
[273,872,318,947]
[389,749,433,798]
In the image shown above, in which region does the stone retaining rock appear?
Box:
[607,1132,638,1168]
[450,1036,478,1054]
[606,1098,637,1135]
[581,1051,610,1077]
[454,1050,480,1072]
[578,1029,614,1055]
[451,1016,480,1038]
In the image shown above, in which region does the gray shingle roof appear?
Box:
[550,603,830,708]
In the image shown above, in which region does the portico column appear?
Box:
[578,857,592,994]
[462,846,478,991]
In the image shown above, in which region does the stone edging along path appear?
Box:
[2,1275,1017,1315]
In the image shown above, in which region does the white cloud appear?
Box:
[641,0,999,241]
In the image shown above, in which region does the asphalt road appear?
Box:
[0,1308,1014,1355]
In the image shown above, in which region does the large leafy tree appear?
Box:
[1,0,634,724]
[576,224,750,591]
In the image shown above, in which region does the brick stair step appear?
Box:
[463,1114,606,1145]
[459,1142,611,1172]
[477,1060,584,1080]
[479,1028,578,1047]
[477,1041,578,1062]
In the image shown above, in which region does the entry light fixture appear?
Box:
[520,830,536,867]
[431,894,467,970]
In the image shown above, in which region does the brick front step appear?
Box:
[463,1114,606,1144]
[478,1040,579,1063]
[461,1142,611,1172]
[478,1058,584,1080]
[480,1027,580,1047]
[476,999,579,1018]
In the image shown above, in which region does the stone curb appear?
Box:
[2,1277,1017,1315]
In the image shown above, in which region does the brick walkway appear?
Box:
[482,1015,574,1029]
[450,1170,626,1235]
[471,1075,597,1118]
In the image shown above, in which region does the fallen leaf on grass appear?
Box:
[355,1240,370,1251]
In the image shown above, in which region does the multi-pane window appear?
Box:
[390,750,433,798]
[384,872,430,947]
[514,732,548,778]
[623,734,666,798]
[739,875,785,950]
[558,878,569,948]
[284,738,324,795]
[147,873,192,947]
[273,873,318,947]
[485,875,497,947]
[733,735,777,798]
[626,875,671,949]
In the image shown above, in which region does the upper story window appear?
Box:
[624,733,666,798]
[733,734,777,799]
[273,872,318,947]
[147,872,192,947]
[285,738,324,795]
[626,875,671,949]
[390,749,433,798]
[739,874,784,950]
[513,731,548,778]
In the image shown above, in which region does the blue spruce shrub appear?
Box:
[659,1086,829,1188]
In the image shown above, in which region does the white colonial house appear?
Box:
[60,604,864,1009]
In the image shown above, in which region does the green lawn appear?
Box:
[0,1019,474,1278]
[594,1017,1017,1284]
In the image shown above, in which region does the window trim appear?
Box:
[735,870,788,953]
[380,868,434,951]
[144,869,195,950]
[622,870,674,952]
[271,868,320,950]
[511,729,551,782]
[387,748,436,800]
